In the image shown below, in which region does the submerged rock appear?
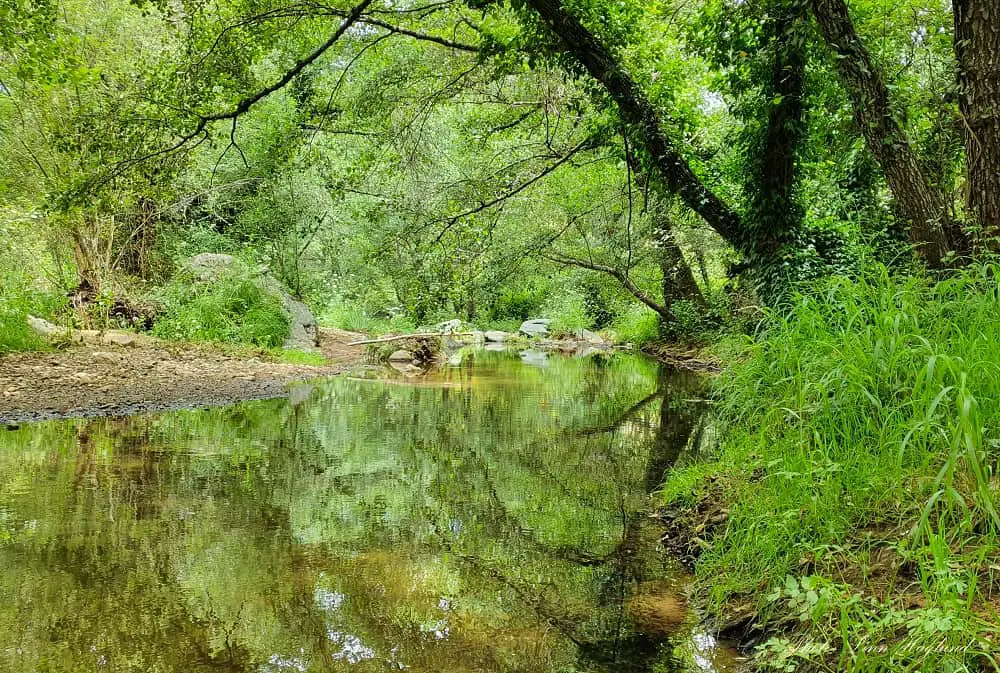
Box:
[628,581,689,636]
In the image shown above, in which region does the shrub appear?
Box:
[0,281,65,354]
[610,304,661,346]
[153,273,290,348]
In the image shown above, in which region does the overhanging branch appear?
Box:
[546,251,673,319]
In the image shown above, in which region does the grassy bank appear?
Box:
[661,265,1000,672]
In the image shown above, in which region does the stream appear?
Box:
[0,349,740,672]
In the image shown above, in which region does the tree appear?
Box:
[809,0,959,266]
[954,0,1000,249]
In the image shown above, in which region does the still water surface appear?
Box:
[0,349,737,672]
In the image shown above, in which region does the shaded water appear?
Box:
[0,349,737,672]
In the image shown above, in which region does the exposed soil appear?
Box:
[0,328,368,424]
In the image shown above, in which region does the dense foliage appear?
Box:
[4,0,997,344]
[3,0,1000,668]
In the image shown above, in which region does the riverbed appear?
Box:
[0,349,740,672]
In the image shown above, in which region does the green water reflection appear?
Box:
[0,350,722,673]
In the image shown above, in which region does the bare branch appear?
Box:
[546,251,673,319]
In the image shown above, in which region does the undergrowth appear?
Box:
[153,272,290,348]
[661,264,1000,672]
[0,279,65,354]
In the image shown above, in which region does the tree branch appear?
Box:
[546,251,673,319]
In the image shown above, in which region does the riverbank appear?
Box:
[0,328,367,423]
[655,267,1000,672]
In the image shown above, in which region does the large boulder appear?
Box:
[185,253,241,281]
[184,254,319,351]
[519,319,550,337]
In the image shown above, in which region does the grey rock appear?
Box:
[575,328,604,344]
[437,319,463,334]
[484,330,508,343]
[91,351,120,365]
[388,349,414,362]
[519,319,550,337]
[185,253,238,281]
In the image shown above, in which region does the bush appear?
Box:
[490,286,546,322]
[610,304,661,346]
[0,281,65,354]
[153,273,290,348]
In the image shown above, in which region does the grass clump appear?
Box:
[661,264,1000,672]
[153,273,290,348]
[0,280,65,354]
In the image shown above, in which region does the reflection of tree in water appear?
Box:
[0,353,707,673]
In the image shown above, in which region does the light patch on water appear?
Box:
[264,652,309,672]
[314,587,345,612]
[328,631,376,663]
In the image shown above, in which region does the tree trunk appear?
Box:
[810,0,954,266]
[746,10,807,261]
[655,224,705,310]
[525,0,745,250]
[955,0,1000,248]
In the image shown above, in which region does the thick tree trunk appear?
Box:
[810,0,954,266]
[955,0,1000,248]
[525,0,745,250]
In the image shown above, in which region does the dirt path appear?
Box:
[0,328,368,424]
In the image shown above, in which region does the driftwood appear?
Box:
[348,332,475,346]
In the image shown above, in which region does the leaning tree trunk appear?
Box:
[656,224,705,313]
[955,0,1000,249]
[525,0,746,251]
[810,0,955,266]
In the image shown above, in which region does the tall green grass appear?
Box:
[0,279,65,354]
[662,265,1000,672]
[153,273,290,348]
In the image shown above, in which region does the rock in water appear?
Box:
[575,328,604,344]
[388,349,414,362]
[484,330,508,343]
[519,319,550,337]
